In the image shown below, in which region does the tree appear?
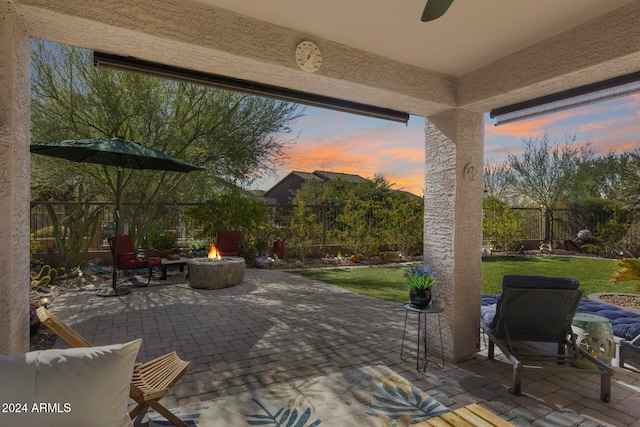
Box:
[508,132,593,241]
[351,174,395,202]
[483,159,516,203]
[183,186,271,242]
[286,200,322,262]
[619,150,640,210]
[30,40,302,248]
[289,173,423,255]
[290,178,327,205]
[293,173,397,206]
[322,178,362,206]
[573,152,629,202]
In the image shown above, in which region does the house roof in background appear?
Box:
[312,171,370,183]
[291,171,324,182]
[263,169,420,203]
[264,170,369,196]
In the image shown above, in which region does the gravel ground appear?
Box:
[30,272,103,351]
[599,294,640,310]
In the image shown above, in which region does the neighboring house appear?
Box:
[263,170,419,205]
[312,171,370,184]
[263,170,369,205]
[263,171,323,205]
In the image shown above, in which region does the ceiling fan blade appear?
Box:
[421,0,454,22]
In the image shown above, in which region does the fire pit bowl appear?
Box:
[187,256,245,290]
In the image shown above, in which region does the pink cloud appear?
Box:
[485,94,640,160]
[277,119,425,195]
[267,93,640,196]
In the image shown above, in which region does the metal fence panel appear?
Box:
[31,201,640,253]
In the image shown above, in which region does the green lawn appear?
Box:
[291,255,636,303]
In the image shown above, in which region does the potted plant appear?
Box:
[189,241,208,258]
[404,265,438,308]
[148,225,177,257]
[254,238,270,268]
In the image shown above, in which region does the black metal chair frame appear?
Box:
[481,285,612,402]
[620,334,640,371]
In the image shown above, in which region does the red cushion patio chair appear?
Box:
[109,234,161,286]
[216,230,243,257]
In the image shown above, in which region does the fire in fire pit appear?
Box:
[208,243,220,261]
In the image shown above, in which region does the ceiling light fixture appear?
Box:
[490,70,640,126]
[93,51,409,124]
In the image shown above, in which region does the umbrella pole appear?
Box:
[112,199,119,291]
[98,166,130,296]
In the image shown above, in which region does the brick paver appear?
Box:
[49,268,640,426]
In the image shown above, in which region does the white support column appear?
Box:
[424,109,484,362]
[0,5,31,354]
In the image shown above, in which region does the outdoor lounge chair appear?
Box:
[109,233,161,286]
[216,230,243,257]
[480,275,612,402]
[620,334,640,371]
[36,307,192,427]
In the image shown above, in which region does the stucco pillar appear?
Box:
[0,4,31,354]
[424,109,483,362]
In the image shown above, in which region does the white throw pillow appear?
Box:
[0,339,141,427]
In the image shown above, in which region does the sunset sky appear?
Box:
[253,93,640,196]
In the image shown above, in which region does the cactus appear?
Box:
[30,264,57,288]
[44,185,104,269]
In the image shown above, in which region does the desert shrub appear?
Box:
[483,197,525,252]
[331,193,383,257]
[184,187,271,240]
[285,201,322,262]
[582,205,633,258]
[382,197,424,257]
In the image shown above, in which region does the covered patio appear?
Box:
[45,269,640,425]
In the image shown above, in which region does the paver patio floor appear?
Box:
[48,268,640,426]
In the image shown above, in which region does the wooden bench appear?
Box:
[419,403,514,426]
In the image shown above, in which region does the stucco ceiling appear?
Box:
[197,0,634,77]
[12,0,640,116]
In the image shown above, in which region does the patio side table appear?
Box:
[160,258,188,280]
[401,303,444,371]
[571,312,615,367]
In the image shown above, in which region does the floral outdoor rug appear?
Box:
[149,363,449,426]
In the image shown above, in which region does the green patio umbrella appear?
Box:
[30,136,204,296]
